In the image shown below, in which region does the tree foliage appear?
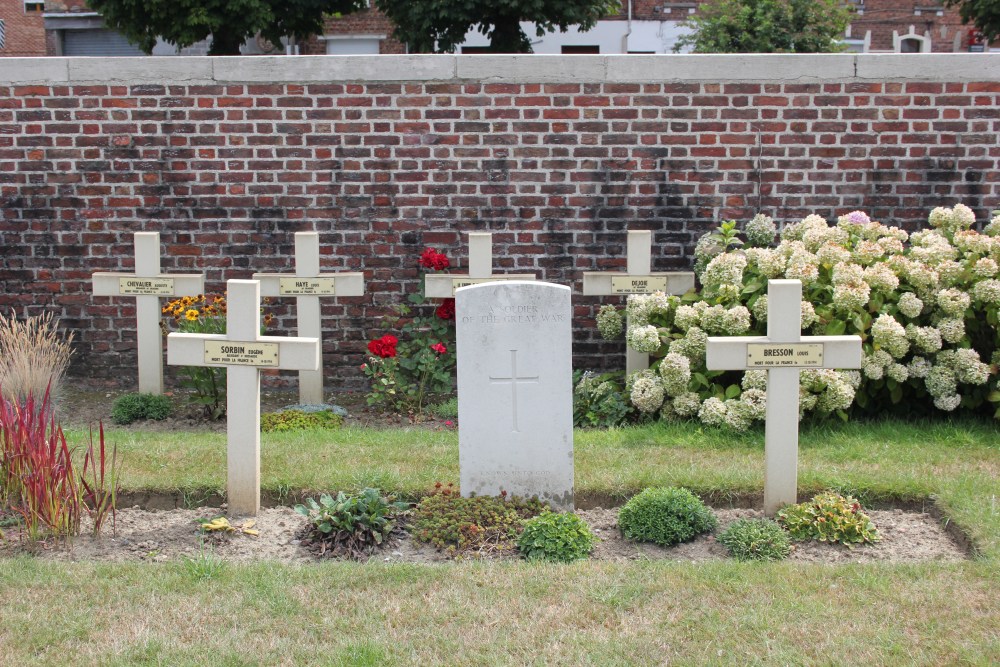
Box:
[674,0,853,53]
[373,0,621,53]
[87,0,367,56]
[944,0,1000,42]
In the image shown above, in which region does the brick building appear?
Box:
[0,0,46,57]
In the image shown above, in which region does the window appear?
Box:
[561,45,600,54]
[24,1,45,12]
[899,38,922,53]
[0,20,5,50]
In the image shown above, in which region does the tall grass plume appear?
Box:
[0,311,74,409]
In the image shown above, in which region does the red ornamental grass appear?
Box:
[80,422,119,536]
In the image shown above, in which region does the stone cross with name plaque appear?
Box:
[91,232,205,395]
[582,230,695,374]
[167,280,320,516]
[456,281,574,511]
[253,232,364,404]
[706,279,862,515]
[425,232,536,298]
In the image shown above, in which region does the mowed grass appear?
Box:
[1,416,997,665]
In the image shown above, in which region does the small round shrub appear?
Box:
[777,492,880,547]
[718,518,791,561]
[618,487,717,546]
[429,398,458,420]
[517,511,596,563]
[260,409,343,432]
[110,392,173,425]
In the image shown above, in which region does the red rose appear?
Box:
[436,298,456,320]
[419,248,450,271]
[367,334,398,358]
[431,342,447,355]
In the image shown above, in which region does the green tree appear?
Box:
[674,0,853,53]
[87,0,366,56]
[373,0,621,53]
[943,0,1000,42]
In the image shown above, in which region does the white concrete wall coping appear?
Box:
[1,53,997,86]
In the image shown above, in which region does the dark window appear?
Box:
[461,46,493,54]
[900,37,922,53]
[562,45,600,54]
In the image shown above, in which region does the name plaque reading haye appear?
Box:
[610,276,669,294]
[203,341,280,367]
[118,277,175,296]
[746,343,824,368]
[278,277,336,296]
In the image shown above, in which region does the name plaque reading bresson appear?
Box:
[610,276,669,294]
[746,343,824,368]
[203,341,280,367]
[118,277,175,296]
[278,277,336,296]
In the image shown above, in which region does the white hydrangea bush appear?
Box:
[591,207,1000,429]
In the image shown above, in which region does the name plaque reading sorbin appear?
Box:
[278,277,336,296]
[747,343,824,368]
[610,276,669,294]
[203,341,280,367]
[118,277,175,296]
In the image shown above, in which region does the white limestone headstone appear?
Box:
[581,230,695,374]
[167,279,320,516]
[706,279,862,515]
[456,281,574,510]
[253,231,365,404]
[91,232,204,394]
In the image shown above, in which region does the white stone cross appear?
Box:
[489,350,539,433]
[252,232,364,405]
[167,279,320,516]
[581,230,695,374]
[91,232,205,395]
[424,232,536,298]
[706,279,862,515]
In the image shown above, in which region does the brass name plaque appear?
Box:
[278,277,336,296]
[610,276,669,294]
[451,276,520,295]
[746,343,824,368]
[203,341,279,367]
[119,277,175,296]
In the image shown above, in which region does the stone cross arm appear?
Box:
[167,333,321,371]
[706,335,863,371]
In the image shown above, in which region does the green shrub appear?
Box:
[573,371,632,427]
[260,409,343,432]
[110,392,173,425]
[618,487,717,546]
[517,511,596,563]
[718,517,791,561]
[411,483,547,557]
[777,492,880,547]
[294,488,409,559]
[429,397,458,420]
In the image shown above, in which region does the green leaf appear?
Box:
[724,384,741,399]
[825,319,846,336]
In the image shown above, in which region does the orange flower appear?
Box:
[185,309,199,321]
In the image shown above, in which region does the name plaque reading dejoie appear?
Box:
[746,343,824,368]
[278,277,337,296]
[610,276,669,294]
[203,341,280,367]
[119,277,175,296]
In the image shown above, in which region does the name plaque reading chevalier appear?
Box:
[278,277,337,296]
[118,277,175,296]
[203,341,280,367]
[746,343,824,368]
[610,276,669,294]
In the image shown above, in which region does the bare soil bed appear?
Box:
[0,505,968,565]
[20,381,967,565]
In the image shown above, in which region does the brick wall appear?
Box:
[1,55,998,390]
[0,0,46,57]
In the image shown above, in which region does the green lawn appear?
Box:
[1,417,998,665]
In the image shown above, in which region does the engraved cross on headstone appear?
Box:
[424,232,536,298]
[488,349,539,432]
[582,230,695,374]
[706,279,862,515]
[91,232,204,395]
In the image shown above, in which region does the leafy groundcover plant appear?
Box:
[110,393,173,425]
[777,492,880,547]
[718,517,791,561]
[589,205,1000,429]
[294,488,409,560]
[618,487,717,547]
[517,511,596,563]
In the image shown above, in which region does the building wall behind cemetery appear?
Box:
[1,55,998,388]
